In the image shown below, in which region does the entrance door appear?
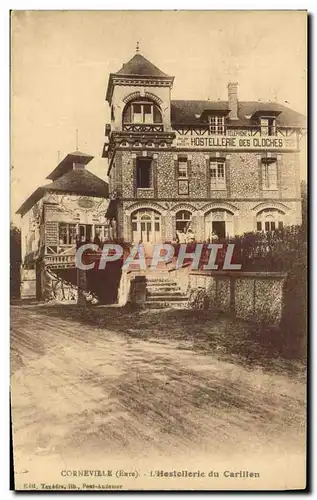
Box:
[205,209,234,240]
[141,220,152,242]
[131,209,162,243]
[212,221,226,239]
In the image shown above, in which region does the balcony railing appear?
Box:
[122,123,164,133]
[45,254,75,268]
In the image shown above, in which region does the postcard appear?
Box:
[10,10,307,491]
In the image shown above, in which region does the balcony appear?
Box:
[122,123,164,133]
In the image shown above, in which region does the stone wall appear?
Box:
[181,269,287,326]
[20,268,36,299]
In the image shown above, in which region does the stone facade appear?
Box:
[104,53,305,243]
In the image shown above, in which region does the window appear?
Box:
[95,225,108,241]
[136,158,152,188]
[123,100,162,125]
[260,117,276,136]
[262,160,278,190]
[59,223,77,245]
[176,210,192,233]
[208,116,225,135]
[178,158,188,178]
[256,209,285,232]
[210,160,226,190]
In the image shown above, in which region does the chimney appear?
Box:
[228,82,239,120]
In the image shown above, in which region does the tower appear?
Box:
[104,49,175,242]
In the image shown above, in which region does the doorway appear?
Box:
[205,209,234,240]
[212,221,226,239]
[131,209,161,243]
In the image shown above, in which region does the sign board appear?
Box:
[174,134,298,150]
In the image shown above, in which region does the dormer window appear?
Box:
[208,116,225,135]
[260,117,277,136]
[123,99,162,125]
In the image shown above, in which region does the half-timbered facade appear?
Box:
[104,51,306,243]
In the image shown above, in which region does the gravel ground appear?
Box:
[10,305,306,490]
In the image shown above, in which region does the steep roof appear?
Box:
[47,150,94,181]
[171,100,306,127]
[106,53,174,103]
[16,169,109,217]
[115,53,170,77]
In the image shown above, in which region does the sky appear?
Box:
[11,10,307,223]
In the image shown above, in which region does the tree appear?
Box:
[301,180,307,231]
[10,223,21,299]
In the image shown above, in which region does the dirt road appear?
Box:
[10,306,306,490]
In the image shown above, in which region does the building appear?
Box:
[104,50,306,243]
[17,151,109,300]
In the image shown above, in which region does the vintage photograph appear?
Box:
[10,10,307,491]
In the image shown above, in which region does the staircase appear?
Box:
[144,274,189,309]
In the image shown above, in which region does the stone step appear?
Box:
[146,286,182,293]
[146,294,188,302]
[146,281,180,288]
[147,291,186,299]
[146,278,178,284]
[144,300,189,310]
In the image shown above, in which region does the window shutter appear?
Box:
[174,159,179,181]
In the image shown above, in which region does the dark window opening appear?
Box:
[212,221,226,239]
[136,158,152,188]
[257,221,262,231]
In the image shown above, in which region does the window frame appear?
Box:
[209,159,226,191]
[260,116,277,136]
[136,157,153,189]
[262,159,278,190]
[58,223,77,245]
[123,100,163,125]
[208,115,225,135]
[177,158,188,179]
